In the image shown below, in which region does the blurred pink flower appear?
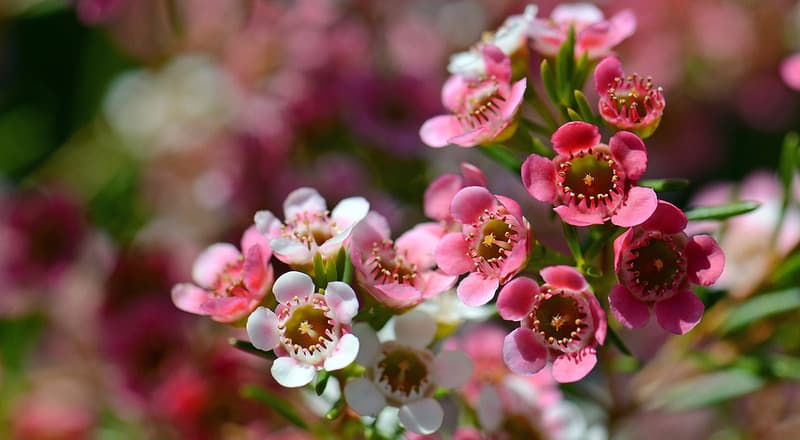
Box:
[435,186,530,306]
[172,226,273,323]
[420,45,526,148]
[595,56,665,139]
[498,266,606,383]
[522,121,657,227]
[11,395,94,440]
[781,53,800,91]
[610,201,724,334]
[424,163,487,223]
[528,3,635,59]
[75,0,127,24]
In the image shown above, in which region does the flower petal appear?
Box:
[435,232,472,275]
[481,44,511,84]
[191,243,241,287]
[521,154,558,203]
[171,283,211,315]
[457,272,500,307]
[352,322,379,365]
[242,245,271,294]
[461,163,487,187]
[497,277,538,321]
[424,173,463,221]
[396,222,444,268]
[201,297,250,322]
[442,75,469,109]
[501,79,527,119]
[270,237,313,266]
[246,306,280,351]
[271,356,317,388]
[420,115,463,148]
[552,348,597,383]
[395,309,437,349]
[554,204,605,226]
[344,377,386,416]
[374,283,424,309]
[686,235,725,286]
[324,333,359,371]
[331,196,370,231]
[351,212,390,254]
[283,187,326,220]
[640,200,687,234]
[654,290,704,334]
[433,350,473,388]
[594,56,623,94]
[398,398,444,435]
[588,294,608,345]
[272,271,316,304]
[503,328,547,375]
[608,285,650,329]
[325,281,359,323]
[609,131,648,180]
[540,265,588,291]
[451,186,496,225]
[611,186,658,227]
[254,210,281,236]
[477,385,503,431]
[552,3,603,23]
[241,225,272,259]
[551,121,600,156]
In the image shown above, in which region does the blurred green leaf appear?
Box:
[315,370,330,396]
[566,108,582,122]
[770,354,800,380]
[555,27,576,106]
[342,251,354,285]
[478,145,522,175]
[0,314,46,375]
[606,326,633,357]
[684,201,760,221]
[653,370,764,410]
[313,253,327,289]
[721,288,800,334]
[574,90,596,123]
[771,250,800,285]
[325,399,345,420]
[639,179,690,192]
[540,60,560,106]
[229,338,276,360]
[562,223,584,267]
[241,385,309,430]
[779,132,799,197]
[0,106,52,179]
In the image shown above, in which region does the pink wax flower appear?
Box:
[424,163,487,223]
[609,201,724,335]
[521,121,657,227]
[498,266,606,383]
[435,186,530,307]
[594,56,666,139]
[246,271,360,388]
[350,212,456,309]
[528,3,636,59]
[171,226,274,323]
[780,53,800,91]
[419,45,527,148]
[75,0,128,24]
[255,187,369,268]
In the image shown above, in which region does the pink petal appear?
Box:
[551,121,600,156]
[640,200,687,234]
[246,306,280,351]
[782,53,800,91]
[613,229,631,273]
[540,265,588,291]
[457,272,500,307]
[654,290,704,335]
[495,195,524,223]
[503,328,547,375]
[191,243,241,288]
[283,187,326,220]
[588,294,607,345]
[451,186,496,225]
[435,232,472,275]
[552,348,597,383]
[449,125,492,147]
[254,210,282,237]
[481,44,511,84]
[270,237,313,266]
[201,297,250,322]
[416,270,458,297]
[242,245,271,294]
[424,173,463,221]
[611,186,658,227]
[609,131,648,180]
[420,115,463,148]
[171,283,211,315]
[554,205,604,226]
[351,212,390,253]
[594,56,623,94]
[608,285,650,329]
[552,3,603,23]
[442,75,469,109]
[606,9,637,45]
[521,154,558,203]
[499,237,528,279]
[396,222,443,268]
[241,225,272,260]
[686,235,725,286]
[272,271,316,303]
[460,163,487,187]
[325,281,359,323]
[323,333,359,371]
[501,79,527,119]
[331,196,370,231]
[374,283,424,309]
[497,277,538,321]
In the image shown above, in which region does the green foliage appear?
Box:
[684,201,760,221]
[638,178,690,192]
[241,385,309,430]
[721,288,800,334]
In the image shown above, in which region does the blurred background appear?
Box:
[1,0,799,438]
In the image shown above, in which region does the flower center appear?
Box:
[605,74,665,123]
[500,414,546,440]
[558,149,621,207]
[375,343,434,402]
[457,78,506,128]
[465,211,521,276]
[367,239,417,285]
[211,258,248,298]
[526,289,589,352]
[278,296,338,363]
[625,235,686,300]
[281,211,338,250]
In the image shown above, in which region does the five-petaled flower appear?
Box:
[246,271,360,388]
[435,186,530,307]
[609,201,724,334]
[497,266,606,383]
[172,226,273,323]
[522,121,658,227]
[424,162,487,223]
[420,45,527,148]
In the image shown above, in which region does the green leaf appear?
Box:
[638,178,690,192]
[572,51,592,90]
[555,27,576,106]
[325,399,346,420]
[652,370,764,410]
[562,223,584,268]
[326,256,338,282]
[779,132,799,196]
[771,250,800,284]
[531,137,554,158]
[478,145,522,174]
[315,369,330,396]
[606,326,633,357]
[229,338,277,360]
[342,250,354,285]
[540,60,560,106]
[574,90,596,123]
[241,385,309,430]
[313,253,327,288]
[721,288,800,334]
[566,108,582,122]
[684,201,760,221]
[770,354,800,380]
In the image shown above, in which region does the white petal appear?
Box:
[344,377,386,416]
[325,281,359,323]
[283,187,326,219]
[331,196,370,230]
[271,357,316,388]
[270,237,313,266]
[477,385,503,431]
[398,398,443,435]
[272,271,316,303]
[394,309,436,349]
[254,210,281,236]
[324,333,359,371]
[191,243,240,287]
[552,3,603,23]
[433,350,473,389]
[352,323,380,366]
[246,307,280,351]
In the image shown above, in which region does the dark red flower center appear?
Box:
[376,346,430,395]
[557,149,621,207]
[367,239,417,285]
[625,235,686,298]
[527,289,589,349]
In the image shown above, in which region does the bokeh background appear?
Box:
[1,0,799,438]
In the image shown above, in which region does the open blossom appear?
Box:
[435,186,530,306]
[528,3,635,59]
[498,266,606,383]
[609,201,724,334]
[420,45,527,148]
[172,226,273,323]
[448,5,538,78]
[254,187,369,267]
[594,56,665,139]
[350,213,456,309]
[522,121,657,227]
[344,311,472,435]
[424,163,487,223]
[246,272,360,388]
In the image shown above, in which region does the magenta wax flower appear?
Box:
[423,163,487,222]
[172,226,274,323]
[594,56,665,139]
[420,45,527,148]
[609,201,724,334]
[435,186,530,306]
[497,266,606,383]
[521,121,657,227]
[351,213,456,309]
[528,3,636,59]
[246,271,360,388]
[255,187,369,268]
